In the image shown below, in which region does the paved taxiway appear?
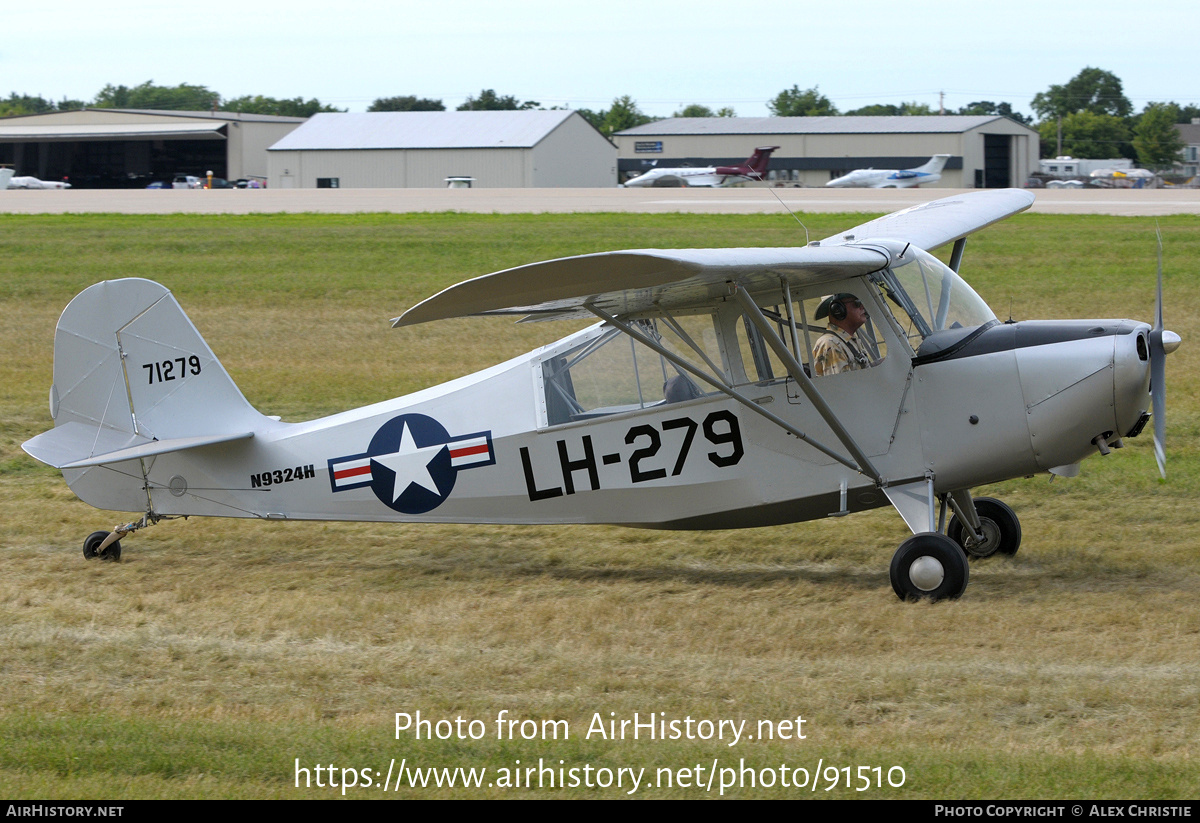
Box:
[1,187,1198,216]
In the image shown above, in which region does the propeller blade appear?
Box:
[1151,334,1166,479]
[1150,226,1166,478]
[1154,225,1164,333]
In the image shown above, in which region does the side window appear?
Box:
[542,313,724,425]
[733,293,888,384]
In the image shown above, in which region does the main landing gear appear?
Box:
[887,492,1021,601]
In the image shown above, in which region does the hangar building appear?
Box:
[613,116,1039,188]
[0,109,305,187]
[266,111,616,188]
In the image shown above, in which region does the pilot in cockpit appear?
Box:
[812,293,876,376]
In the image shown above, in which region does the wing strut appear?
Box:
[731,284,884,485]
[585,305,868,475]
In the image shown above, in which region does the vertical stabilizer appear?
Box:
[26,279,266,472]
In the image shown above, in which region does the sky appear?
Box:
[5,0,1196,120]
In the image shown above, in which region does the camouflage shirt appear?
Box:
[812,326,870,376]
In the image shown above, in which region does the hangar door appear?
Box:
[983,134,1011,188]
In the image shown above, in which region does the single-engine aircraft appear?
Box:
[826,155,951,189]
[23,189,1181,600]
[622,146,778,188]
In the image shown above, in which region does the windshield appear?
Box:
[881,247,996,345]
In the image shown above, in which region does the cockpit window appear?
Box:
[880,247,996,345]
[542,313,722,426]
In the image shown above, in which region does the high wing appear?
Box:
[822,188,1034,252]
[392,189,1035,328]
[394,246,889,326]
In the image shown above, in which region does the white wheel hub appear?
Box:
[909,556,945,591]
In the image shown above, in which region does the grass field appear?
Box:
[1,211,1197,799]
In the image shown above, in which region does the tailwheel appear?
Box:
[947,497,1021,559]
[890,533,969,601]
[83,530,122,562]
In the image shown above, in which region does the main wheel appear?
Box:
[890,533,969,601]
[83,531,122,562]
[947,497,1021,558]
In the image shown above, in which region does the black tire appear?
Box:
[83,530,121,562]
[890,533,969,601]
[947,497,1021,558]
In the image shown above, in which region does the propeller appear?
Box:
[1149,227,1182,479]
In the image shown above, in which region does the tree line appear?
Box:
[3,68,1193,167]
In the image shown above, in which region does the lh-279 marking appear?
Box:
[520,410,744,501]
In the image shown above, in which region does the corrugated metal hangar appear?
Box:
[266,111,616,188]
[613,116,1040,188]
[0,109,305,187]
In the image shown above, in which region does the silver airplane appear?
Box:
[22,189,1180,600]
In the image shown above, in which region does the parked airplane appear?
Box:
[7,174,71,189]
[23,189,1180,600]
[622,146,778,188]
[826,154,950,189]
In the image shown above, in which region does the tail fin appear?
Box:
[915,154,951,174]
[23,279,264,471]
[715,146,779,179]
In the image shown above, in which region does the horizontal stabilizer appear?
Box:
[23,421,253,469]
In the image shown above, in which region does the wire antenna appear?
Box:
[749,169,810,246]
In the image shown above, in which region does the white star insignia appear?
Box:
[370,422,445,502]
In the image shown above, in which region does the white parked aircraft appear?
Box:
[826,154,950,188]
[23,189,1180,600]
[7,174,71,189]
[623,146,778,188]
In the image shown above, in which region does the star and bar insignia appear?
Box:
[328,413,494,514]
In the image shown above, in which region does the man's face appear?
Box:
[837,297,867,332]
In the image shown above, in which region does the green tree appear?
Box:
[222,95,343,117]
[843,101,935,116]
[671,104,736,118]
[844,103,901,116]
[0,93,57,116]
[368,95,445,112]
[599,95,654,136]
[1031,67,1132,121]
[1037,111,1129,158]
[93,81,221,111]
[958,100,1031,125]
[457,89,539,111]
[768,85,837,116]
[1133,103,1185,169]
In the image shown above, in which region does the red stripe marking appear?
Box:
[450,444,490,458]
[335,465,372,480]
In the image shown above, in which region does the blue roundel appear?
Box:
[365,414,456,514]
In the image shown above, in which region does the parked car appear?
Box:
[172,174,202,189]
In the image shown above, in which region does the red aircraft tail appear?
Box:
[714,146,779,179]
